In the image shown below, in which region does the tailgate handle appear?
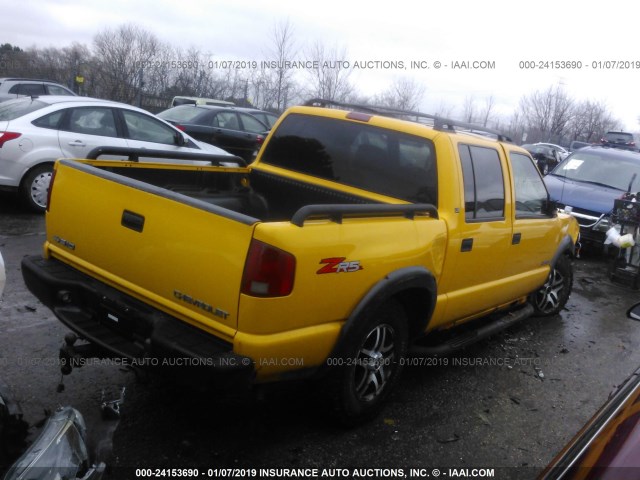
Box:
[121,210,145,233]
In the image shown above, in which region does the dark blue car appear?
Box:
[544,146,640,246]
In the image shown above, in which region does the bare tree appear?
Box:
[462,95,476,123]
[518,84,574,142]
[479,95,495,127]
[374,77,425,111]
[305,42,353,102]
[92,24,161,103]
[569,100,620,142]
[433,100,454,118]
[262,19,297,111]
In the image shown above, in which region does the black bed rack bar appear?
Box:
[86,146,247,166]
[291,203,438,227]
[303,98,512,143]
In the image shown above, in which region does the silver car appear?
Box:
[0,96,232,212]
[0,77,76,103]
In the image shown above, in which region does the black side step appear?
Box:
[409,303,534,357]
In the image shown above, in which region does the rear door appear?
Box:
[57,106,128,158]
[438,143,513,321]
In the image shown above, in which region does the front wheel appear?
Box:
[531,254,573,316]
[326,300,408,425]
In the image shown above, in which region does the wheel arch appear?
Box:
[331,266,437,359]
[551,234,578,266]
[18,160,55,190]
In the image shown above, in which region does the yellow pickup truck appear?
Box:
[22,99,579,424]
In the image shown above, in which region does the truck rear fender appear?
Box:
[331,266,437,359]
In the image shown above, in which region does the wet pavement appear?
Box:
[2,190,640,479]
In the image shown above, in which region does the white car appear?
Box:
[0,96,232,212]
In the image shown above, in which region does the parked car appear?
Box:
[236,107,280,129]
[170,96,235,108]
[544,145,640,246]
[540,302,640,478]
[0,96,232,212]
[157,105,270,162]
[0,78,76,103]
[569,140,590,152]
[521,143,561,174]
[601,131,637,151]
[534,142,570,160]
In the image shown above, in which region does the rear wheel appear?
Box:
[20,164,53,213]
[327,300,408,425]
[531,254,573,316]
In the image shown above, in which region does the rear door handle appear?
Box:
[461,238,474,252]
[68,140,86,147]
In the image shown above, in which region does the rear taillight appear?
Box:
[175,124,186,131]
[256,135,264,145]
[46,168,56,212]
[0,132,21,148]
[241,239,295,297]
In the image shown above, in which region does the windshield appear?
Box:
[0,98,48,121]
[551,150,640,191]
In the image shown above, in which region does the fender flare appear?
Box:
[330,266,437,360]
[551,234,577,267]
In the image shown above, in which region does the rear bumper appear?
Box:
[21,255,255,388]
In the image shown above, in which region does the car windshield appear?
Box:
[0,99,48,121]
[551,150,640,191]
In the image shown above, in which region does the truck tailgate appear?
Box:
[44,160,257,339]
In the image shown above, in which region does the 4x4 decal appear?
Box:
[317,257,363,274]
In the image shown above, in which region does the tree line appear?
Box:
[0,22,623,145]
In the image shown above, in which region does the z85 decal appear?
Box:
[317,257,363,274]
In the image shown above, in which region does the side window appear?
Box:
[15,84,46,96]
[46,85,72,95]
[510,152,549,217]
[217,112,240,130]
[122,110,176,145]
[67,108,118,137]
[459,144,505,221]
[239,113,267,133]
[32,110,65,129]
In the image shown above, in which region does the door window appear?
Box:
[67,107,118,137]
[239,113,267,133]
[459,144,505,221]
[122,110,177,145]
[510,152,549,217]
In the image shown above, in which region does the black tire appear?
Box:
[20,164,53,213]
[326,300,408,425]
[531,254,573,316]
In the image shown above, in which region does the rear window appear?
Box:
[0,99,48,121]
[605,132,634,142]
[158,106,206,123]
[260,114,437,204]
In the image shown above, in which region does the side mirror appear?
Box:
[542,198,558,216]
[628,303,640,321]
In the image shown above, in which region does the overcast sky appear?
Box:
[3,0,640,131]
